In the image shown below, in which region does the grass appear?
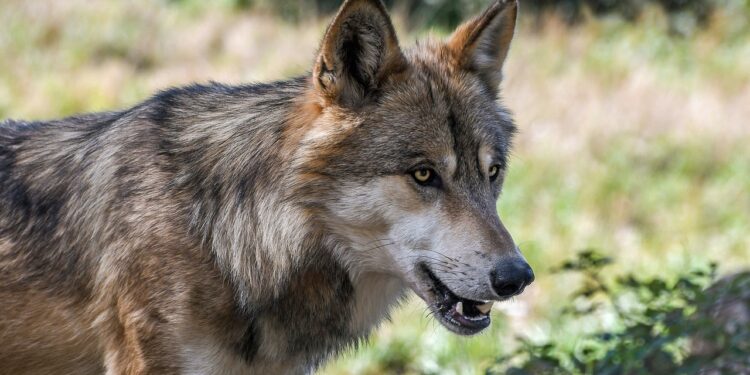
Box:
[1,1,748,373]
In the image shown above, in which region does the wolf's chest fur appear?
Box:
[171,261,401,374]
[240,269,405,372]
[183,262,404,373]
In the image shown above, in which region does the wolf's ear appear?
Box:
[314,0,407,107]
[447,0,518,96]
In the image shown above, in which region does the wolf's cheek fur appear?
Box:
[324,173,509,303]
[325,176,418,273]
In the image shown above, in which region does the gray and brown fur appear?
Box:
[0,0,529,373]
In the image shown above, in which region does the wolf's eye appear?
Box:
[489,165,501,181]
[413,168,432,183]
[412,168,441,188]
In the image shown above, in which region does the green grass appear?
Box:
[1,1,748,373]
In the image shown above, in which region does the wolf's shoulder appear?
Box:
[145,77,308,106]
[0,118,43,143]
[139,77,308,125]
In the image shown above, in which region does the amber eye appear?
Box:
[413,168,433,183]
[410,167,442,188]
[489,165,501,181]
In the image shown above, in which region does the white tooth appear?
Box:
[456,301,464,315]
[477,302,495,314]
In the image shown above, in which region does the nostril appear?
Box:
[491,259,535,298]
[493,280,524,297]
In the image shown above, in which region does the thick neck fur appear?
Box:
[149,77,406,366]
[151,78,317,303]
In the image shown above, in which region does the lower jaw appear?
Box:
[437,314,491,335]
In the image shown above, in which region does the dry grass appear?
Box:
[1,1,748,373]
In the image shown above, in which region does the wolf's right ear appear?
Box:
[313,0,407,107]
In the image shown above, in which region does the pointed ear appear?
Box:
[313,0,407,107]
[447,0,518,95]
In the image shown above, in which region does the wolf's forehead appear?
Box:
[382,65,515,160]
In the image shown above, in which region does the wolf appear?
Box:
[0,0,533,373]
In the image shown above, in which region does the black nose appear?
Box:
[491,259,535,298]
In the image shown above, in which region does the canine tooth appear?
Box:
[477,302,494,314]
[456,301,464,315]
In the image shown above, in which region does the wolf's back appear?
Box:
[0,114,131,374]
[0,113,129,290]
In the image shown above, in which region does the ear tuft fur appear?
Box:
[448,0,518,96]
[314,0,406,107]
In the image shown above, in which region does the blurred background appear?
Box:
[1,0,748,373]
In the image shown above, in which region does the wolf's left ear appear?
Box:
[448,0,518,96]
[314,0,407,107]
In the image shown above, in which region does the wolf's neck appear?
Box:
[153,77,318,301]
[348,272,408,336]
[152,77,409,366]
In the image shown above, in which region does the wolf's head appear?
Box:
[294,0,532,336]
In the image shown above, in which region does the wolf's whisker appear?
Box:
[419,248,461,263]
[397,254,459,266]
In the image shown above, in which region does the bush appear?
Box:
[486,251,750,374]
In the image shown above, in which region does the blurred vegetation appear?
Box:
[193,0,750,34]
[488,251,750,374]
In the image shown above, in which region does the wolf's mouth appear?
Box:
[419,264,495,335]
